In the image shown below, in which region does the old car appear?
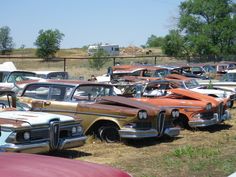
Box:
[165,74,236,108]
[0,90,86,153]
[0,152,131,177]
[32,71,69,79]
[18,80,180,142]
[198,69,236,91]
[121,80,231,128]
[96,65,170,83]
[0,61,37,90]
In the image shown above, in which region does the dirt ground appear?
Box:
[46,108,236,177]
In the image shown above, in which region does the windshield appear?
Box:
[153,69,170,78]
[72,85,115,101]
[220,73,236,82]
[183,79,200,89]
[6,72,36,83]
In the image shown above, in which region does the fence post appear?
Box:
[154,56,157,65]
[113,57,116,66]
[63,58,66,72]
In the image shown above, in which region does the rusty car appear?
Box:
[17,80,180,142]
[121,80,231,128]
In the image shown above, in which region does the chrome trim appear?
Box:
[157,112,165,137]
[49,120,60,150]
[32,108,127,119]
[189,113,218,127]
[119,128,158,139]
[0,135,87,153]
[164,127,180,137]
[59,136,87,150]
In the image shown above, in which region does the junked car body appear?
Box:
[18,80,180,142]
[96,65,170,83]
[121,80,231,128]
[32,71,69,80]
[165,74,236,108]
[0,90,86,153]
[198,69,236,91]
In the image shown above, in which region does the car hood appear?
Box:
[99,96,161,115]
[170,88,220,104]
[0,111,74,127]
[0,152,131,177]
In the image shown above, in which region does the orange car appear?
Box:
[122,80,231,128]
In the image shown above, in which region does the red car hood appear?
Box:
[0,153,131,177]
[170,88,220,104]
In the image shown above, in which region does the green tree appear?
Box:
[88,46,109,70]
[34,29,64,60]
[0,26,14,55]
[178,0,236,61]
[146,35,164,47]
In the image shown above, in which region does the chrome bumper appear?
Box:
[189,111,231,128]
[164,127,180,137]
[0,136,87,153]
[119,127,180,139]
[119,128,158,139]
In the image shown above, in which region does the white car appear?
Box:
[0,90,86,153]
[198,69,236,91]
[168,77,236,108]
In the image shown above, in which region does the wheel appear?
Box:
[173,116,190,129]
[229,101,234,108]
[98,126,120,143]
[0,103,6,109]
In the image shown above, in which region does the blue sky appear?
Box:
[1,0,183,48]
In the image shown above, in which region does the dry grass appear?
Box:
[7,48,235,176]
[47,108,236,177]
[2,47,181,80]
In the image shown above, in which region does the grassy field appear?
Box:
[49,108,236,177]
[2,47,180,80]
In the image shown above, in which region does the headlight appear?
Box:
[77,126,83,133]
[72,126,77,134]
[171,110,180,118]
[23,132,30,140]
[138,110,148,120]
[205,103,212,111]
[193,113,201,119]
[72,125,83,134]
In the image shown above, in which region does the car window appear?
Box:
[7,72,36,83]
[72,85,113,101]
[50,86,74,101]
[153,69,170,78]
[23,85,50,100]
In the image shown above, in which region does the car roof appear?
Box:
[23,79,113,87]
[32,71,68,74]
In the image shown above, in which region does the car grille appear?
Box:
[218,102,224,121]
[164,118,173,128]
[156,112,165,136]
[25,122,81,149]
[200,112,214,120]
[136,122,152,130]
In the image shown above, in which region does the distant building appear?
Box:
[88,44,119,56]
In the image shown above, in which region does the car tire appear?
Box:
[98,126,120,143]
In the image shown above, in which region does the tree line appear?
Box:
[0,0,235,65]
[146,0,236,62]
